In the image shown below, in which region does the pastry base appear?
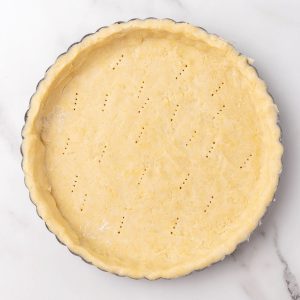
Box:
[22,19,282,279]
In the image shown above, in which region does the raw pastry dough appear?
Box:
[22,19,283,279]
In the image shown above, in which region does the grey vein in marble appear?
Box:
[274,227,300,300]
[165,0,184,9]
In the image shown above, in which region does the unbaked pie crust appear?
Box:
[22,19,283,279]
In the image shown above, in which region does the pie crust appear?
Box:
[22,19,283,279]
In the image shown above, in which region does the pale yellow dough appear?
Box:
[22,19,283,279]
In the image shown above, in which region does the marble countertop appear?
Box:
[0,0,299,299]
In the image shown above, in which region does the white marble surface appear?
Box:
[0,0,299,299]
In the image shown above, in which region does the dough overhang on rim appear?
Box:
[22,19,283,279]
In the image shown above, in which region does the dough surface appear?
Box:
[22,19,282,279]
